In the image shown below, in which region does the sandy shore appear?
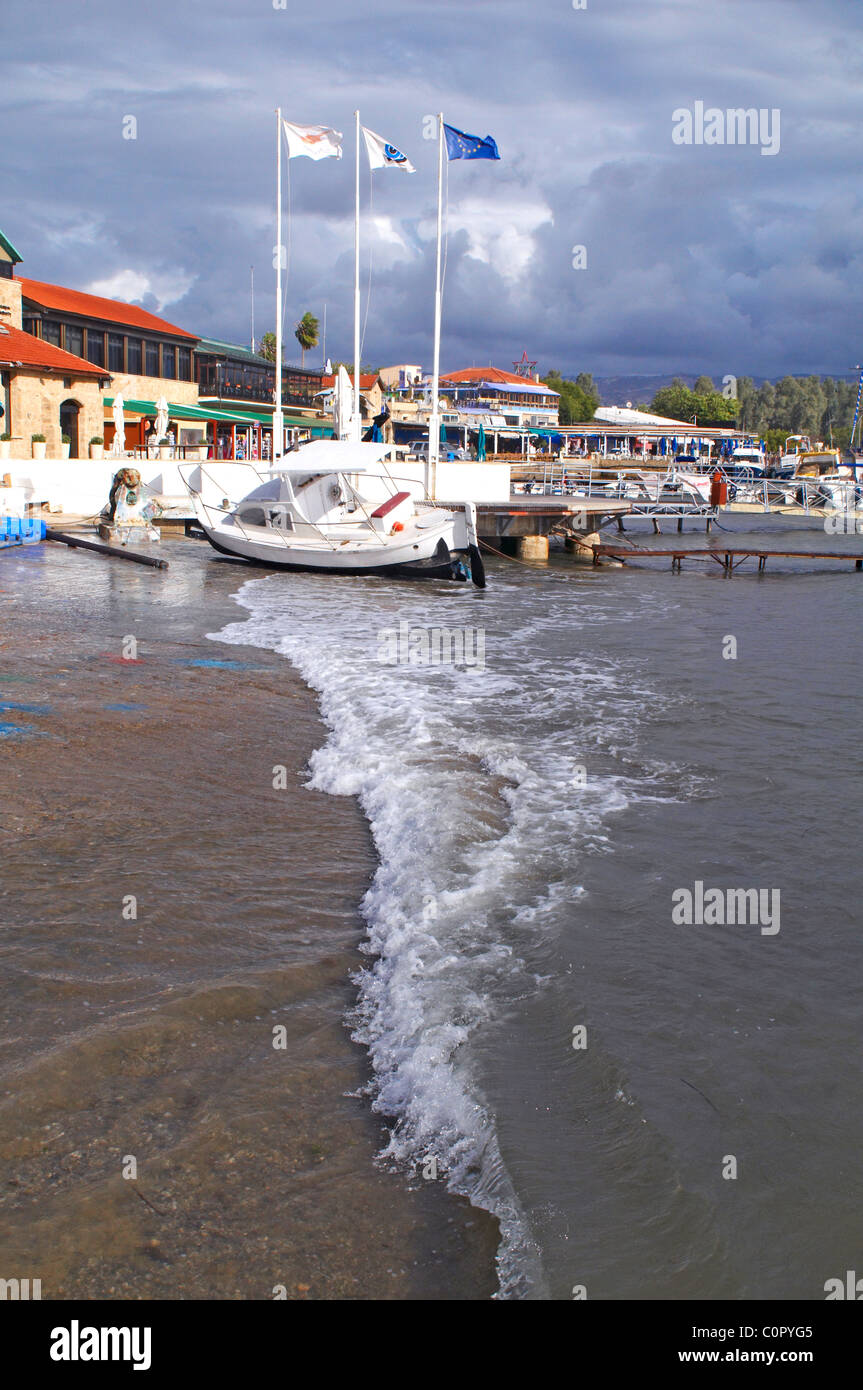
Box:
[0,536,499,1299]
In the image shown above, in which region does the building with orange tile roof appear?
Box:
[439,366,559,428]
[0,239,109,457]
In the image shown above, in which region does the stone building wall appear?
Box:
[0,278,23,329]
[107,371,199,407]
[7,370,104,456]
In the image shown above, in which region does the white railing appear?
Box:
[511,463,863,516]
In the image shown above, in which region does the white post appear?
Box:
[428,112,445,494]
[353,109,361,442]
[274,109,284,459]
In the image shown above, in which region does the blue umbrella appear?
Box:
[477,422,487,461]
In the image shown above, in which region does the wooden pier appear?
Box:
[595,543,863,574]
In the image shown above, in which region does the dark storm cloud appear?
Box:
[1,0,861,378]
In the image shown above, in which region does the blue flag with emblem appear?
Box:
[443,123,500,161]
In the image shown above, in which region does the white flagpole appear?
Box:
[429,112,444,492]
[353,109,361,442]
[274,108,284,459]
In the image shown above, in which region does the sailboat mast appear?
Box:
[274,108,284,459]
[429,112,445,489]
[354,109,361,441]
[851,365,863,454]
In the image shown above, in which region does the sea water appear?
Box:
[215,514,863,1299]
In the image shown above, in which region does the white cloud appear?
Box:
[85,268,194,311]
[370,215,409,252]
[419,197,552,283]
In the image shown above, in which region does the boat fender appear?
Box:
[391,522,405,533]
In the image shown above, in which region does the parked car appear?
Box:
[410,441,472,462]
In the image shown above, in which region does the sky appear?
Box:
[2,0,862,382]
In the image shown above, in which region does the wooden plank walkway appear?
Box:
[596,544,863,574]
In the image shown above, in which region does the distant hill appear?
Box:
[582,373,768,405]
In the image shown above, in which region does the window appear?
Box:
[178,347,191,381]
[86,330,105,368]
[145,342,159,377]
[127,337,142,374]
[65,325,83,358]
[43,320,62,346]
[108,333,124,372]
[161,345,176,379]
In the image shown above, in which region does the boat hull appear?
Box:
[198,521,471,580]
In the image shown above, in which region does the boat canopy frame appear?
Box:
[179,457,441,557]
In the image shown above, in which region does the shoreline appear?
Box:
[0,538,500,1300]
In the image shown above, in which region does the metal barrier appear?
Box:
[511,463,863,517]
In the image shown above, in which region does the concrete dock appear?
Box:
[442,495,631,560]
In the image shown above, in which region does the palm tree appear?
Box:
[294,312,320,368]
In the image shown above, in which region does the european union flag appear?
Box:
[443,123,500,160]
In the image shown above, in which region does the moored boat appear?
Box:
[181,439,485,584]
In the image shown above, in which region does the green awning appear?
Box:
[104,397,333,435]
[206,404,333,434]
[104,397,244,423]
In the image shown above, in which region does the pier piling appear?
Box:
[45,528,169,570]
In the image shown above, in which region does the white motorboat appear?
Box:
[181,439,486,585]
[728,446,767,476]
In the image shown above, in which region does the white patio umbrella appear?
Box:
[152,396,170,446]
[332,365,354,440]
[111,394,126,456]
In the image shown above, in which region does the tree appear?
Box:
[650,378,695,421]
[542,371,598,424]
[330,360,377,376]
[734,376,758,433]
[294,312,320,368]
[259,332,276,363]
[650,378,736,426]
[764,428,792,452]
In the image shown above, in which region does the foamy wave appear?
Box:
[211,571,701,1296]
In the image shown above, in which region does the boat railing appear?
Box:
[180,460,442,553]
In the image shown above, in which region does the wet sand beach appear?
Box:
[0,538,499,1300]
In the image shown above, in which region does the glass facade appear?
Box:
[21,299,196,383]
[196,352,322,407]
[86,330,105,367]
[108,333,124,372]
